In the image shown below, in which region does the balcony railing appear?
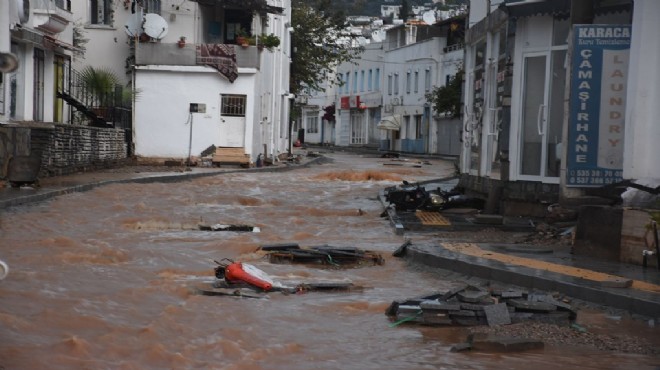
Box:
[135,43,261,70]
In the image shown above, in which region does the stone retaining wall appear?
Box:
[0,123,129,179]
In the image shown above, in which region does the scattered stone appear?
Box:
[458,290,491,303]
[421,312,453,325]
[420,300,462,311]
[484,303,511,326]
[500,289,525,299]
[450,343,472,352]
[508,299,557,312]
[392,240,411,257]
[442,284,469,300]
[474,214,504,225]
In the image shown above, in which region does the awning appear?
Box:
[377,115,402,131]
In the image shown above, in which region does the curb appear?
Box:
[405,244,660,318]
[0,156,329,210]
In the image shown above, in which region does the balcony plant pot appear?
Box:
[177,37,186,48]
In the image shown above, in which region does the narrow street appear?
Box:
[0,151,658,369]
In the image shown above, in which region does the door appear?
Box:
[518,50,566,182]
[219,94,246,147]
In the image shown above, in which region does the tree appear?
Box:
[289,0,360,95]
[425,70,463,118]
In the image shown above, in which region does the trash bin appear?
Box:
[7,155,42,187]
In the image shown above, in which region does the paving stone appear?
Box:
[442,284,469,300]
[508,299,557,312]
[529,311,572,326]
[510,312,534,323]
[484,303,511,326]
[422,312,453,325]
[474,214,504,225]
[451,316,488,326]
[460,303,491,311]
[397,305,422,315]
[420,300,462,311]
[458,290,491,303]
[501,289,525,299]
[446,310,477,317]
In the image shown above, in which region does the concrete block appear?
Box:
[471,337,544,352]
[484,303,511,326]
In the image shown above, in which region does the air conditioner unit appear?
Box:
[384,104,393,113]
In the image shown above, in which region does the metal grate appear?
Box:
[221,94,247,117]
[415,210,451,226]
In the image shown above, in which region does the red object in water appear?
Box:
[224,262,273,291]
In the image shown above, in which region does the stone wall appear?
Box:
[0,123,129,180]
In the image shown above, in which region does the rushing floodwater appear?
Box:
[0,152,658,370]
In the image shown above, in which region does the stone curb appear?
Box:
[405,244,660,318]
[0,156,328,210]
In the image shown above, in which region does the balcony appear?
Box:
[135,43,260,70]
[32,0,73,34]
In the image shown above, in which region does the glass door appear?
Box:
[518,50,565,182]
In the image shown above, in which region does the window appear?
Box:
[394,73,399,95]
[307,114,319,134]
[221,94,246,116]
[143,0,162,14]
[425,69,431,92]
[375,68,381,90]
[387,74,393,95]
[414,71,419,93]
[406,71,411,94]
[345,72,350,94]
[415,115,423,139]
[360,70,365,92]
[368,69,373,91]
[90,0,112,25]
[353,71,358,93]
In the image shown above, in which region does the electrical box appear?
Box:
[189,103,206,113]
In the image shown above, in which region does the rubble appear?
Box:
[386,285,577,328]
[257,243,384,267]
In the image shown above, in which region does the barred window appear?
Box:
[143,0,162,14]
[221,94,246,117]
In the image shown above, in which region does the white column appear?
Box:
[623,0,660,180]
[0,2,9,52]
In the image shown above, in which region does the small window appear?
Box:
[221,94,246,116]
[388,74,393,95]
[307,115,319,134]
[406,71,411,94]
[143,0,162,14]
[90,0,113,25]
[368,69,373,91]
[353,71,358,93]
[394,73,400,95]
[414,71,419,93]
[360,70,365,92]
[375,68,381,90]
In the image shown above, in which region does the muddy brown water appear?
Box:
[0,153,658,369]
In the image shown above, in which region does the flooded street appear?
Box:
[0,152,658,369]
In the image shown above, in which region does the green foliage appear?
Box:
[290,0,361,95]
[72,22,88,61]
[425,70,463,118]
[79,66,138,106]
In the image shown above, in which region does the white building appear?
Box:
[299,17,465,156]
[70,0,292,164]
[1,0,75,124]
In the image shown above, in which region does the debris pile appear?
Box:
[257,243,384,267]
[386,285,577,327]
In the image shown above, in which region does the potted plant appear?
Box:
[177,36,186,48]
[260,33,280,51]
[235,28,250,47]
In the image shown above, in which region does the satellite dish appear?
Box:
[124,13,143,37]
[422,11,436,25]
[143,13,168,39]
[16,0,30,24]
[0,53,20,73]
